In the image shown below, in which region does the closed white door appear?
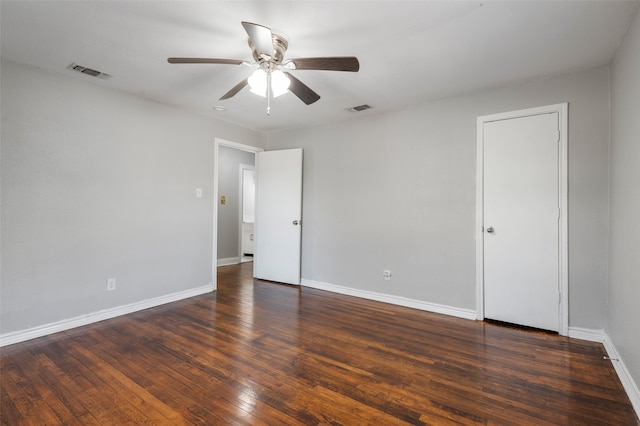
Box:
[254,148,303,285]
[483,112,560,331]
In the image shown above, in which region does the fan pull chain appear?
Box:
[266,71,272,116]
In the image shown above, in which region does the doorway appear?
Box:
[213,141,304,290]
[213,138,263,290]
[475,104,568,335]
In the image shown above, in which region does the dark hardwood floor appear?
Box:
[1,262,638,425]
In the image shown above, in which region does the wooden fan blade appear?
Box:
[284,72,320,105]
[168,57,245,65]
[219,78,249,100]
[241,21,274,59]
[286,57,360,72]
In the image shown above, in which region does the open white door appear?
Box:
[254,148,303,285]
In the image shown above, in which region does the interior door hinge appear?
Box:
[558,291,562,304]
[556,130,561,143]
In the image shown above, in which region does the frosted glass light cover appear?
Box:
[248,69,290,97]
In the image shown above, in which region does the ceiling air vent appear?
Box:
[67,63,111,80]
[348,104,372,112]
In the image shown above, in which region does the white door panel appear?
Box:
[254,148,303,285]
[483,113,559,331]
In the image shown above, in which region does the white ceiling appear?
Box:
[1,1,638,133]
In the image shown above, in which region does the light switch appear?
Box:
[196,188,203,198]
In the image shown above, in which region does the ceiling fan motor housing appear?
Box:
[249,32,289,63]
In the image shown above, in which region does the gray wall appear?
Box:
[216,146,255,260]
[609,7,640,392]
[266,66,611,330]
[0,59,261,335]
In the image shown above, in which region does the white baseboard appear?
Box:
[567,326,607,343]
[569,327,640,417]
[217,257,240,266]
[0,283,214,347]
[602,335,640,417]
[301,279,477,320]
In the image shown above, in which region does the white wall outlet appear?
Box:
[196,187,203,199]
[106,278,116,291]
[383,270,392,281]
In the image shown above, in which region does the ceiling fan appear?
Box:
[168,21,360,115]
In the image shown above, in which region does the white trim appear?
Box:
[217,257,241,266]
[213,138,263,290]
[559,103,569,335]
[567,326,607,343]
[569,327,640,417]
[0,284,213,347]
[476,103,569,336]
[602,336,640,416]
[301,279,477,320]
[475,117,485,320]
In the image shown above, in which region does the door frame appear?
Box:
[213,138,263,290]
[475,103,568,335]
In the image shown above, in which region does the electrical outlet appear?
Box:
[383,270,391,281]
[106,278,116,291]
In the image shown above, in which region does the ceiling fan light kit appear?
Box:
[168,21,359,115]
[248,69,290,98]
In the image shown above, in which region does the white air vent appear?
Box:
[348,104,372,112]
[67,63,111,80]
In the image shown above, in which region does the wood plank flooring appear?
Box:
[1,262,638,425]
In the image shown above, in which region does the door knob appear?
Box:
[292,220,301,225]
[486,227,494,233]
